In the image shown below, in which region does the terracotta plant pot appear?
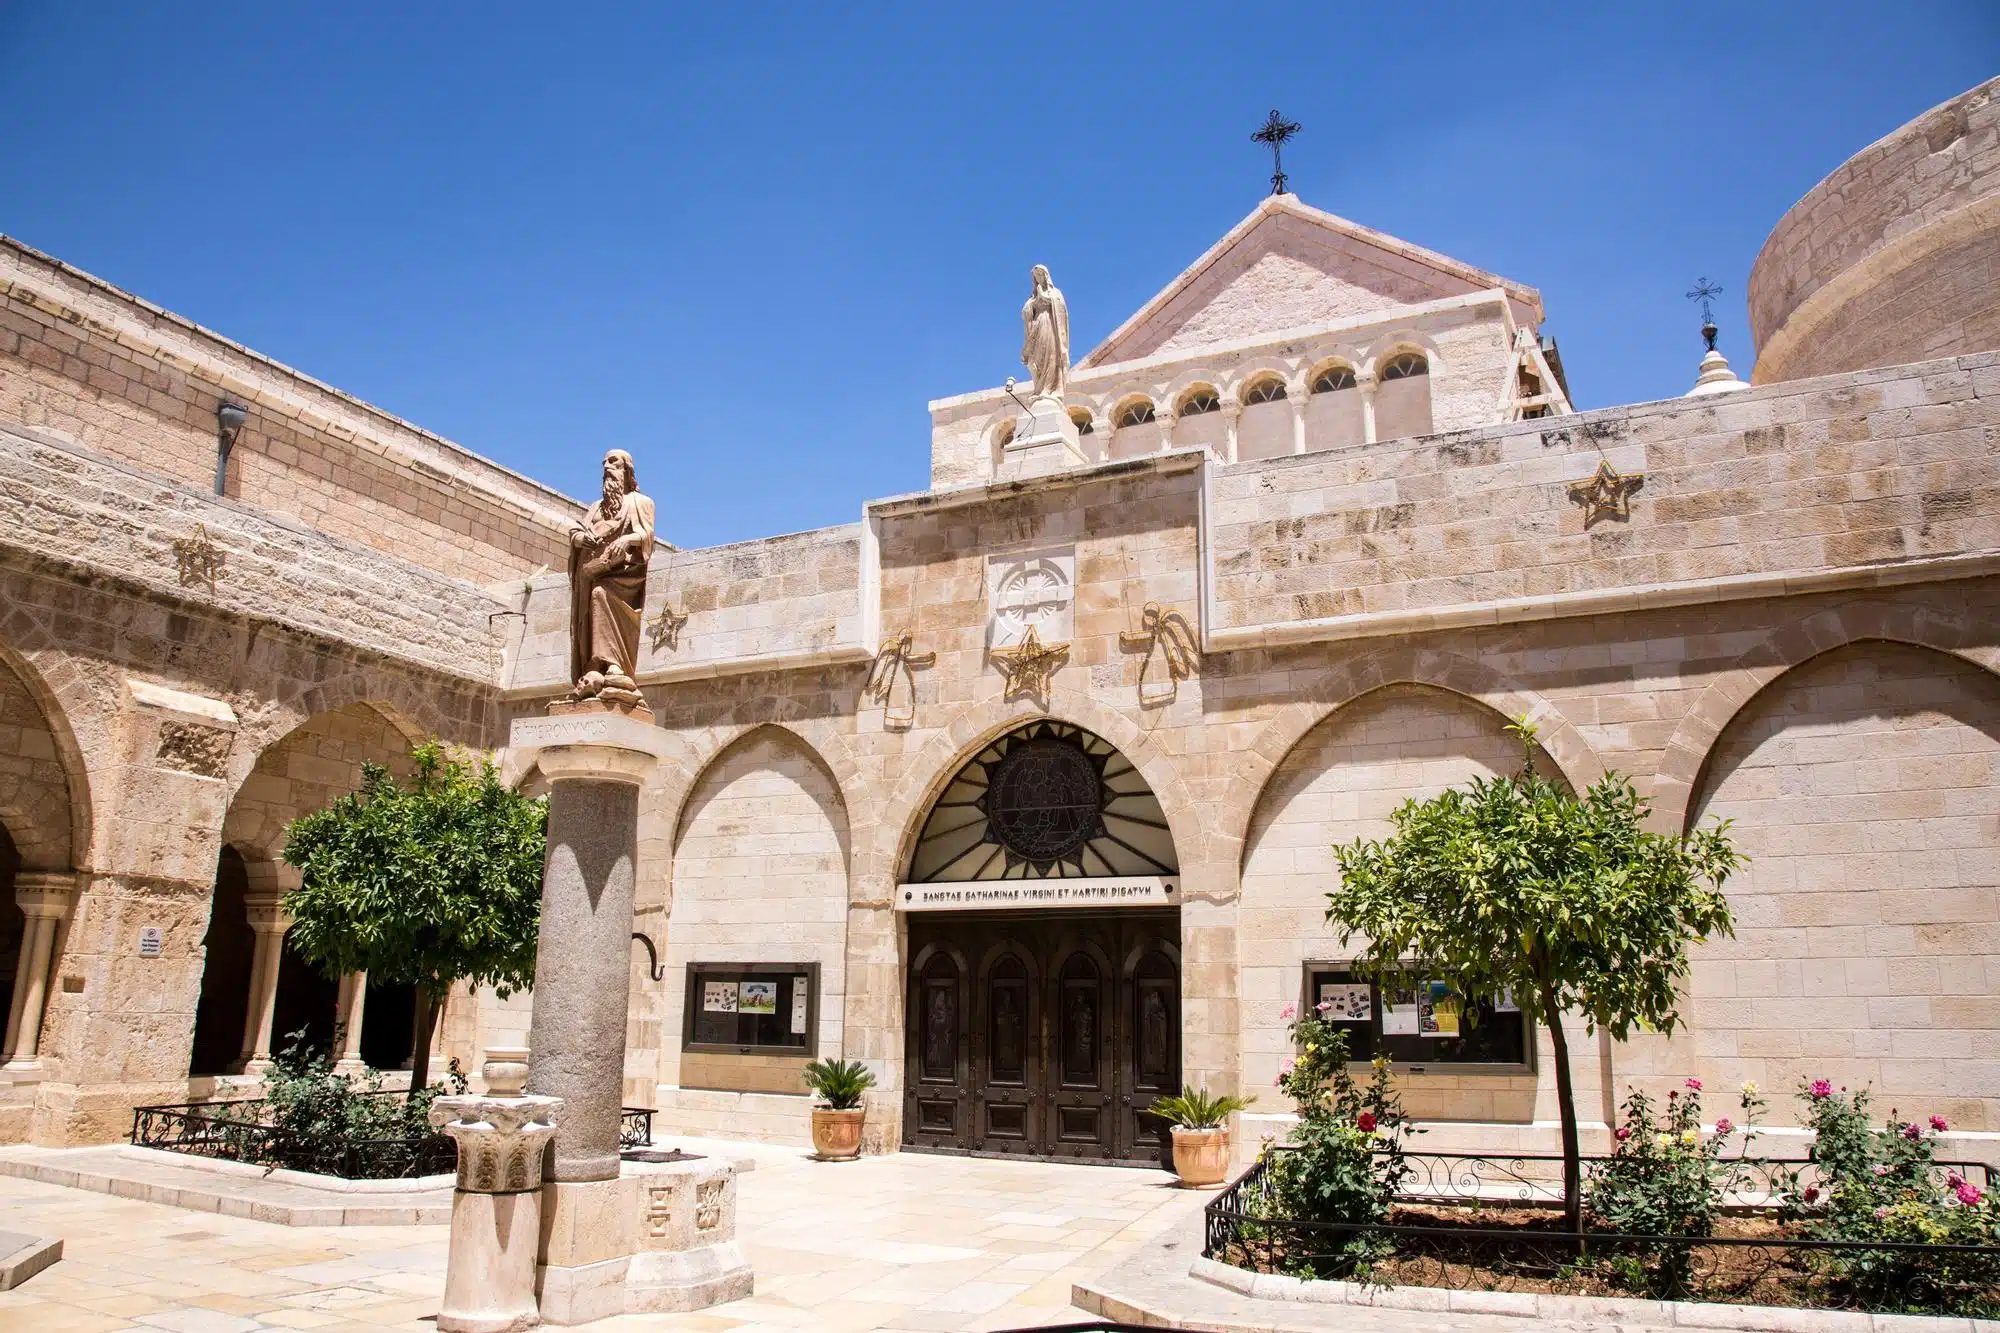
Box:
[1170,1126,1231,1187]
[810,1107,865,1160]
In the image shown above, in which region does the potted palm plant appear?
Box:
[1149,1085,1254,1187]
[801,1057,875,1160]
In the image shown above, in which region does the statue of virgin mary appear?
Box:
[1020,264,1069,401]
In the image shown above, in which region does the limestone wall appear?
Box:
[1749,77,2000,383]
[504,524,868,694]
[0,425,508,685]
[1207,354,2000,639]
[0,238,578,586]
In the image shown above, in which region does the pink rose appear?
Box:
[1956,1181,1984,1207]
[1872,1164,1892,1176]
[1902,1123,1922,1141]
[1931,1115,1949,1132]
[1809,1079,1833,1100]
[1279,1004,1296,1021]
[1315,1000,1333,1014]
[1684,1077,1703,1092]
[1615,1126,1631,1142]
[1714,1117,1733,1136]
[1276,1058,1296,1086]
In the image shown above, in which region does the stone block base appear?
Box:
[28,1080,189,1148]
[627,1241,753,1313]
[535,1158,751,1324]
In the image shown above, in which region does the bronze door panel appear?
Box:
[905,910,1180,1165]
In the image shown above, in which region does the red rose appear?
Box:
[1356,1111,1377,1133]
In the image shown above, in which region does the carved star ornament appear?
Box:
[990,624,1068,701]
[1567,458,1644,528]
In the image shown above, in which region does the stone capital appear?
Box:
[243,895,293,934]
[430,1093,563,1194]
[510,711,672,787]
[14,871,80,920]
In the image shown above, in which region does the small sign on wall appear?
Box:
[138,926,164,958]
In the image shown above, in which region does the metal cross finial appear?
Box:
[1251,109,1301,196]
[1686,277,1724,351]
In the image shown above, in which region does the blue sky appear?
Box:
[3,5,1994,549]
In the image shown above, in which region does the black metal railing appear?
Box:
[1391,1147,1988,1208]
[134,1097,662,1181]
[620,1106,654,1150]
[1205,1152,2000,1315]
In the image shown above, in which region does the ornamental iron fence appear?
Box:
[133,1096,662,1181]
[1205,1151,2000,1315]
[1392,1147,1988,1208]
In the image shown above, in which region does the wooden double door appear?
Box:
[903,910,1180,1166]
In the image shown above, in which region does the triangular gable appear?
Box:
[1079,195,1545,369]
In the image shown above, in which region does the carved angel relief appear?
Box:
[1118,602,1199,706]
[865,631,935,729]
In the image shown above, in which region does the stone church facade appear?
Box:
[1,78,1995,1164]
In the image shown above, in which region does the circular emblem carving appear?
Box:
[983,736,1103,867]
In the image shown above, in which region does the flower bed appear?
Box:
[1208,1155,2000,1316]
[1226,1006,2000,1316]
[132,1033,655,1180]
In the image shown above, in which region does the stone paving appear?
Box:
[0,1137,1207,1332]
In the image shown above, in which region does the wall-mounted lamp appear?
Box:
[213,399,248,496]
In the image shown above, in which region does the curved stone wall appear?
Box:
[1748,77,2000,384]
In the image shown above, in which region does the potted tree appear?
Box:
[802,1057,875,1160]
[1149,1085,1254,1187]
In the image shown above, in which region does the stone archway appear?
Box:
[896,716,1186,1166]
[1236,683,1572,1121]
[1660,639,2000,1131]
[197,701,420,1076]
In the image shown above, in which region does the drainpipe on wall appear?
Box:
[214,399,247,496]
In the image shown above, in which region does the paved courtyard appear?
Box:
[0,1137,1203,1333]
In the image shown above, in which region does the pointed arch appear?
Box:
[1652,599,1997,833]
[0,606,98,872]
[863,687,1207,898]
[1217,646,1602,871]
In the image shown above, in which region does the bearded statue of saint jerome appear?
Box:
[565,449,656,704]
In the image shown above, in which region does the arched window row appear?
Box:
[1077,350,1433,430]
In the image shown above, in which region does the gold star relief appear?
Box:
[171,522,224,593]
[990,624,1069,702]
[1567,459,1644,528]
[647,602,689,652]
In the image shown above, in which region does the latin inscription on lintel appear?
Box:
[898,876,1175,912]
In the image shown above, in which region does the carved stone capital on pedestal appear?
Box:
[431,1092,563,1193]
[429,1049,566,1333]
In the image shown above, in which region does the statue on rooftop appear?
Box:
[565,449,655,706]
[1020,264,1070,401]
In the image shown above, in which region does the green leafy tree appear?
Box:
[282,742,545,1098]
[1324,721,1740,1233]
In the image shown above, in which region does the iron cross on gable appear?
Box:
[1252,109,1301,196]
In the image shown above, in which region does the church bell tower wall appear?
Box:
[1749,76,2000,385]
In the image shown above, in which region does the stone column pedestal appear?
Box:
[507,707,750,1324]
[2,872,80,1070]
[535,1158,752,1323]
[998,394,1085,480]
[430,1048,561,1333]
[512,709,670,1182]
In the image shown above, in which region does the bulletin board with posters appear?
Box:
[682,962,819,1055]
[1302,965,1531,1073]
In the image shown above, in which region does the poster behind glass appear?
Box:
[1309,968,1526,1066]
[686,965,814,1052]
